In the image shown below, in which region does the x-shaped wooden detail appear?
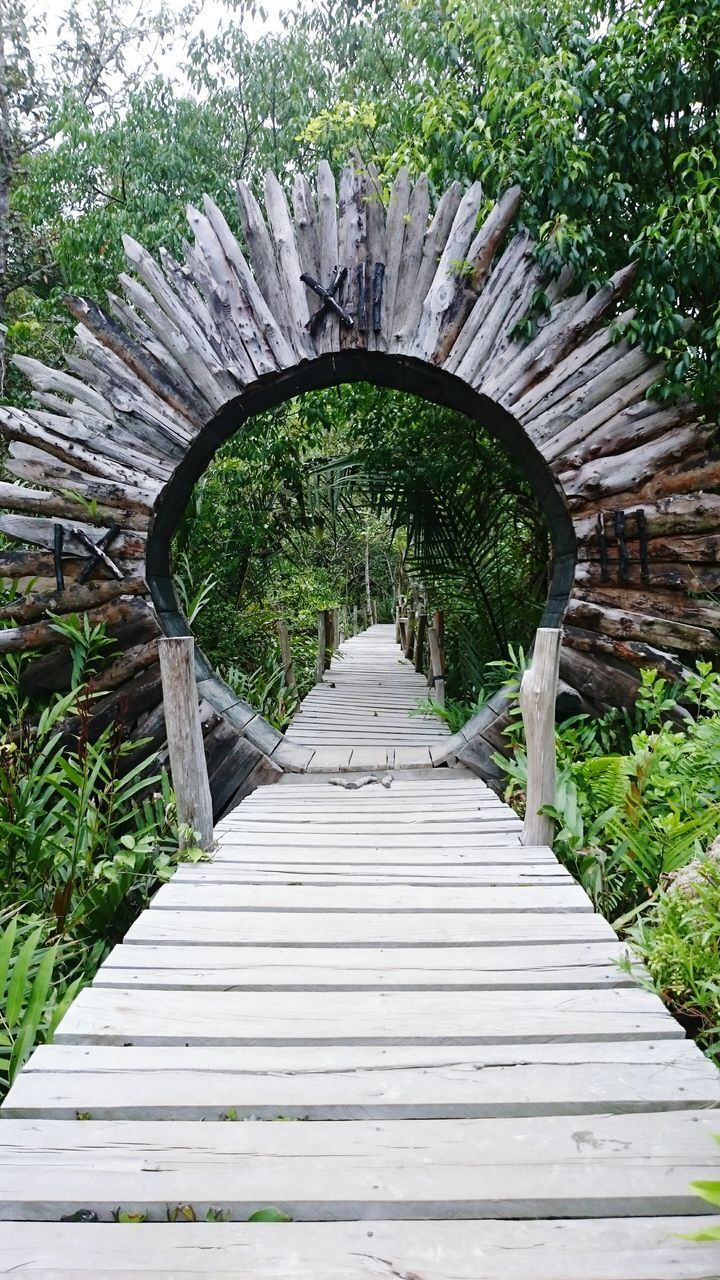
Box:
[301,267,354,333]
[53,523,125,590]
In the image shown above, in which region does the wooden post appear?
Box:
[519,627,562,848]
[315,610,326,684]
[352,604,358,635]
[275,619,296,695]
[325,608,335,667]
[158,636,214,851]
[404,609,416,660]
[394,603,402,644]
[428,625,445,708]
[414,608,427,674]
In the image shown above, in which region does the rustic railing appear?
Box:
[519,627,562,847]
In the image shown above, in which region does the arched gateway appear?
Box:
[1,161,717,807]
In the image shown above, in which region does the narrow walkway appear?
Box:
[1,633,720,1275]
[285,622,449,771]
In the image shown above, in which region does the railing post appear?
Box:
[158,635,214,851]
[428,624,445,707]
[404,608,416,660]
[519,627,562,848]
[276,619,297,695]
[315,610,327,684]
[414,607,427,673]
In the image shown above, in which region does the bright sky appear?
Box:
[28,0,291,83]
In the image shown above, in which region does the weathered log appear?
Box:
[157,248,237,384]
[563,624,691,681]
[492,262,639,407]
[115,272,232,413]
[364,163,386,354]
[316,160,340,355]
[434,183,523,366]
[570,450,720,515]
[264,170,315,360]
[565,596,717,652]
[235,179,300,363]
[456,234,541,385]
[0,577,147,625]
[393,181,462,351]
[510,310,635,423]
[11,355,117,422]
[580,531,720,566]
[64,294,210,427]
[574,493,720,545]
[71,325,198,448]
[390,174,430,349]
[404,608,416,660]
[293,171,321,315]
[573,585,720,630]
[413,181,485,360]
[519,627,561,848]
[556,400,699,472]
[0,478,151,530]
[558,643,640,709]
[0,514,144,560]
[558,424,707,501]
[538,360,664,458]
[187,200,281,380]
[377,166,410,352]
[158,635,213,850]
[0,596,154,654]
[337,164,367,350]
[88,639,159,693]
[573,558,720,594]
[0,404,152,487]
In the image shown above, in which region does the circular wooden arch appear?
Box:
[1,161,717,805]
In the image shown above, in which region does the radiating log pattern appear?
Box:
[0,158,715,792]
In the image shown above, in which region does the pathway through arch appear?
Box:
[1,628,720,1275]
[286,622,450,772]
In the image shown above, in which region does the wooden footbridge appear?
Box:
[2,625,720,1276]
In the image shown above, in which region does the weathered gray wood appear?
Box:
[315,160,340,354]
[0,1110,714,1222]
[520,628,562,847]
[292,171,320,313]
[275,619,297,694]
[54,984,678,1045]
[0,1216,718,1277]
[413,181,484,359]
[264,170,314,359]
[150,880,592,913]
[393,181,462,351]
[158,637,213,850]
[7,1038,716,1121]
[125,907,619,946]
[377,166,410,350]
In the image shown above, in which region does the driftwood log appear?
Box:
[0,157,717,800]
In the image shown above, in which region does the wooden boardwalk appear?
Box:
[285,623,450,771]
[1,632,720,1275]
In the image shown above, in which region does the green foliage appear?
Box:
[247,1207,293,1223]
[0,914,82,1089]
[628,859,720,1063]
[0,614,193,1100]
[498,662,720,1066]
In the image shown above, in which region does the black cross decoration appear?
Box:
[53,523,125,586]
[302,267,354,332]
[302,262,386,335]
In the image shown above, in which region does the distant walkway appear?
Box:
[285,622,449,771]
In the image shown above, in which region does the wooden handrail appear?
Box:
[158,635,214,851]
[519,627,562,848]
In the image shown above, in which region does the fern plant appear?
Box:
[0,915,82,1090]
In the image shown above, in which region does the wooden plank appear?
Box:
[0,1216,718,1277]
[6,1039,716,1121]
[150,881,592,913]
[53,985,679,1045]
[0,1111,714,1220]
[171,863,569,884]
[123,909,619,947]
[93,940,633,989]
[211,847,546,865]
